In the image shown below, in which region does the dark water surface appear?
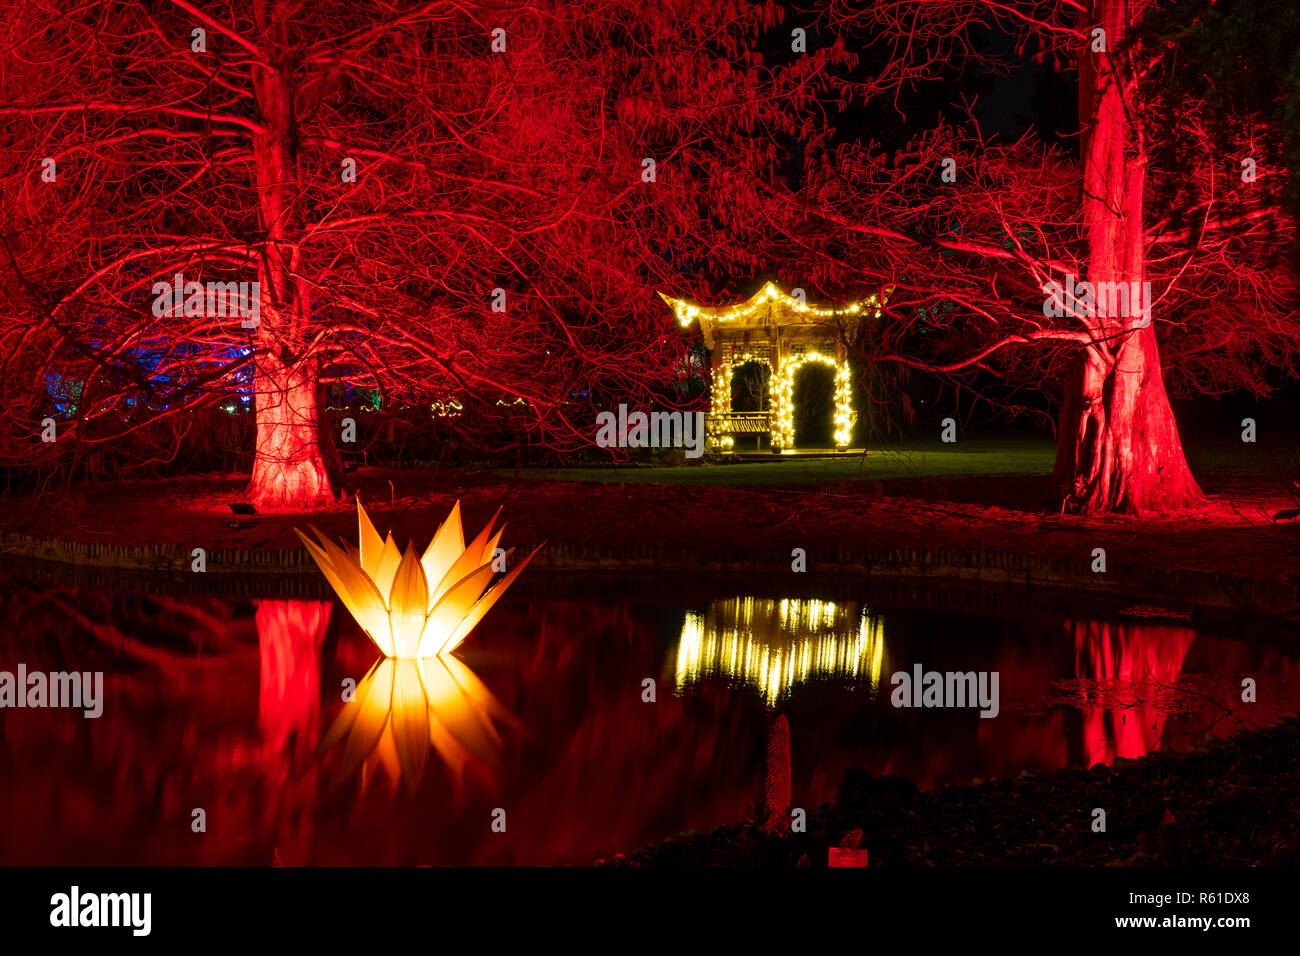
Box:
[0,570,1295,865]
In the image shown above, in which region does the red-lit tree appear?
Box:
[0,0,843,508]
[789,0,1298,513]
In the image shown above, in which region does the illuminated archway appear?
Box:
[709,351,771,450]
[772,351,853,451]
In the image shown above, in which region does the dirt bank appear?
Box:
[610,716,1300,866]
[1,467,1297,615]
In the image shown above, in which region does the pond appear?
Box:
[0,569,1295,865]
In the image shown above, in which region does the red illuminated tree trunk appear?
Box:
[247,9,333,511]
[249,352,333,510]
[1052,0,1202,513]
[1054,327,1202,513]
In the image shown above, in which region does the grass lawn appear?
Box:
[492,435,1288,487]
[495,437,1057,486]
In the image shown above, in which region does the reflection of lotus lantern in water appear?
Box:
[296,500,540,658]
[322,655,521,792]
[676,597,885,704]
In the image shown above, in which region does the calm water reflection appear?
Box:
[0,578,1295,864]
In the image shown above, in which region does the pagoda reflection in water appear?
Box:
[675,597,885,704]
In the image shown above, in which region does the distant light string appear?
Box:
[661,281,883,328]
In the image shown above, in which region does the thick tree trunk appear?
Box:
[245,2,336,511]
[249,352,334,510]
[1052,327,1202,513]
[1052,0,1203,515]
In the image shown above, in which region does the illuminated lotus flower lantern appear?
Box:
[296,500,539,658]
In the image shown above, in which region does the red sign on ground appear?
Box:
[828,848,869,867]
